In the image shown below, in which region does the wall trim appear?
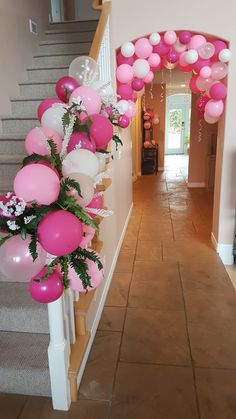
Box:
[76,203,133,388]
[211,232,234,265]
[188,182,205,188]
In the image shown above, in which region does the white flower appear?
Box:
[24,215,36,224]
[7,220,20,231]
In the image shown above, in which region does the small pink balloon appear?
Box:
[148,53,161,68]
[38,210,83,256]
[211,62,228,80]
[205,99,224,118]
[69,86,101,116]
[87,191,103,218]
[209,82,227,100]
[193,58,211,73]
[135,37,152,59]
[212,40,227,62]
[196,76,214,92]
[55,76,80,102]
[144,121,152,130]
[25,127,62,156]
[29,267,63,303]
[204,112,219,124]
[80,224,96,248]
[179,52,188,67]
[189,76,201,94]
[117,52,135,66]
[14,164,60,205]
[164,31,177,45]
[153,39,170,56]
[67,132,96,153]
[125,100,137,119]
[131,77,144,91]
[37,98,64,122]
[143,71,154,84]
[166,49,179,63]
[179,31,192,45]
[88,114,113,149]
[69,250,104,292]
[118,114,130,128]
[116,64,134,83]
[188,34,206,50]
[200,66,212,79]
[117,83,133,100]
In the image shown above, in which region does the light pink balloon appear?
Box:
[125,100,137,119]
[80,224,96,248]
[0,234,47,282]
[200,66,212,79]
[198,42,215,60]
[188,35,206,50]
[179,52,188,67]
[116,64,134,83]
[148,53,161,68]
[135,37,152,59]
[196,76,214,92]
[69,86,101,115]
[25,127,62,156]
[164,31,177,45]
[211,62,228,80]
[69,250,104,292]
[143,70,154,84]
[205,99,224,118]
[204,112,219,124]
[14,164,60,205]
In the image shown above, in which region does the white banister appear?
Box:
[97,16,111,82]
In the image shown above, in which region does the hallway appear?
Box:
[2,162,236,418]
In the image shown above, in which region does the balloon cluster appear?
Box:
[117,31,231,125]
[143,108,159,148]
[0,56,121,304]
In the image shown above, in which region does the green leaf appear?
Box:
[22,154,48,167]
[29,232,38,261]
[20,227,27,240]
[112,134,123,151]
[59,256,69,288]
[0,233,13,247]
[58,177,83,205]
[47,138,62,169]
[70,256,92,291]
[75,247,103,271]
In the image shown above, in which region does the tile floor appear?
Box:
[2,156,236,418]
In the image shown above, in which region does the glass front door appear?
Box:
[165,94,191,155]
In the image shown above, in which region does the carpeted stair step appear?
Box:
[11,97,44,117]
[0,134,26,154]
[19,80,57,97]
[0,282,48,334]
[43,29,95,42]
[38,40,91,54]
[26,66,68,82]
[0,116,39,134]
[48,20,98,32]
[32,52,85,67]
[0,331,51,396]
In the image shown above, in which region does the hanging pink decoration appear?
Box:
[25,127,62,156]
[196,95,210,114]
[117,83,133,100]
[29,267,63,303]
[144,121,152,130]
[55,76,80,102]
[135,37,152,59]
[209,82,227,100]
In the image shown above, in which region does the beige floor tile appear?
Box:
[132,260,180,283]
[120,308,191,365]
[0,394,27,419]
[110,363,198,419]
[105,273,131,307]
[195,368,236,419]
[114,253,135,273]
[120,238,137,254]
[98,307,126,332]
[19,397,110,419]
[135,240,162,261]
[79,331,121,401]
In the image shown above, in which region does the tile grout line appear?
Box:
[177,262,202,419]
[17,396,29,419]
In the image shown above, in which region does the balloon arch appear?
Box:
[115,31,231,127]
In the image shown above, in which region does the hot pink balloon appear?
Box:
[178,63,193,73]
[188,34,206,50]
[200,66,212,79]
[117,52,135,66]
[193,58,211,73]
[116,64,134,83]
[86,191,103,219]
[125,100,137,119]
[166,49,179,63]
[189,76,201,94]
[14,164,60,205]
[143,71,154,84]
[131,77,144,91]
[209,82,227,100]
[37,98,64,122]
[205,99,224,118]
[153,39,170,56]
[135,38,152,59]
[212,40,227,62]
[179,31,192,45]
[148,53,161,68]
[0,235,47,282]
[56,76,80,102]
[69,86,101,115]
[196,95,210,113]
[79,224,96,248]
[88,114,113,149]
[25,127,62,156]
[29,267,63,303]
[38,210,83,256]
[69,250,104,292]
[118,114,130,128]
[164,31,177,46]
[67,132,96,153]
[117,84,133,100]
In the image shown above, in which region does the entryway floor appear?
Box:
[2,161,236,418]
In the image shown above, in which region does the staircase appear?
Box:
[0,19,98,397]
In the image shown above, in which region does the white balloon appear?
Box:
[185,49,199,64]
[69,56,99,86]
[219,48,232,63]
[90,80,114,101]
[133,59,150,79]
[41,104,66,137]
[174,38,187,53]
[121,42,135,57]
[68,172,94,207]
[149,33,161,46]
[62,149,99,178]
[117,99,129,115]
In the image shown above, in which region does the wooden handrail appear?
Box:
[89,1,111,61]
[92,0,103,11]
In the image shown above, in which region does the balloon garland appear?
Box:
[116,31,231,126]
[0,56,124,304]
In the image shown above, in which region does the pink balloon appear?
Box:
[211,62,228,80]
[143,71,154,84]
[14,164,60,205]
[196,95,210,113]
[189,76,201,94]
[188,34,206,50]
[56,76,80,102]
[212,40,227,61]
[205,99,224,118]
[67,132,96,153]
[200,66,212,79]
[37,98,64,122]
[25,127,62,156]
[69,86,101,115]
[153,39,170,56]
[164,31,177,45]
[69,250,104,292]
[80,224,96,248]
[179,31,192,45]
[0,234,47,282]
[193,58,211,73]
[38,210,83,256]
[179,52,188,67]
[209,82,227,100]
[117,83,133,100]
[117,51,135,66]
[88,114,113,149]
[131,77,144,91]
[118,114,130,128]
[116,64,134,83]
[148,53,161,68]
[204,112,219,124]
[166,49,179,63]
[135,38,152,59]
[125,100,137,119]
[178,63,193,73]
[87,191,103,219]
[29,267,63,303]
[196,76,214,92]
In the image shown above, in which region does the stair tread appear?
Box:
[0,116,38,120]
[19,80,57,85]
[49,19,98,26]
[0,154,25,163]
[27,65,69,70]
[40,39,91,45]
[11,97,46,102]
[33,51,88,57]
[0,134,26,140]
[69,331,90,375]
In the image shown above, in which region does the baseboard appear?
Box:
[188,182,205,188]
[76,203,133,388]
[211,232,234,265]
